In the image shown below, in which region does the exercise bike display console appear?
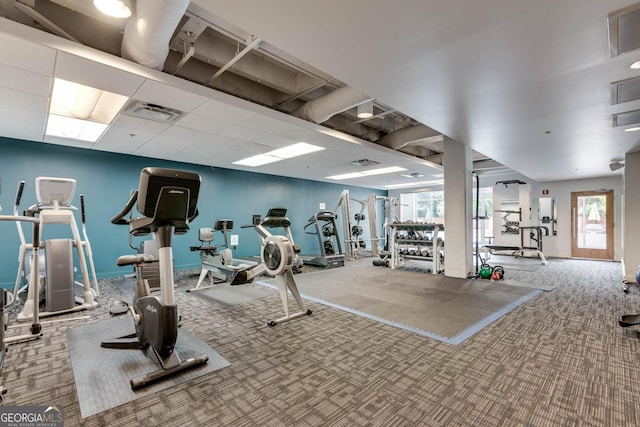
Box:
[101,167,209,390]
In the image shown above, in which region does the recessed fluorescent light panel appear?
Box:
[267,142,324,158]
[46,115,108,142]
[233,142,325,167]
[326,166,407,180]
[46,78,129,142]
[384,179,444,189]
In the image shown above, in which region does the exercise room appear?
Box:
[0,1,639,426]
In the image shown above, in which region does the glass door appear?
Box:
[570,190,613,259]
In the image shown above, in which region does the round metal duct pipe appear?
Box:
[121,0,190,70]
[294,86,373,124]
[377,124,442,150]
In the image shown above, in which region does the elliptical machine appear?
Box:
[101,167,208,390]
[12,178,99,320]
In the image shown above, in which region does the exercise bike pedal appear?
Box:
[100,335,147,350]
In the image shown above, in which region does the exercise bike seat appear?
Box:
[117,253,155,267]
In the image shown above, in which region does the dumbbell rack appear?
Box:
[389,222,444,273]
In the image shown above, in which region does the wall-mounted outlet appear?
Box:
[319,202,326,210]
[230,234,239,246]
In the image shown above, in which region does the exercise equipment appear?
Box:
[0,206,43,347]
[479,263,492,279]
[101,167,209,390]
[299,211,345,268]
[491,266,505,281]
[619,265,640,327]
[241,208,312,326]
[335,190,388,259]
[389,222,444,273]
[12,178,98,320]
[188,219,258,290]
[483,226,549,265]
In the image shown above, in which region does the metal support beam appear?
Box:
[205,36,262,86]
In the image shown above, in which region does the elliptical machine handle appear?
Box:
[111,190,138,225]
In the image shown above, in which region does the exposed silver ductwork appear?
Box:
[294,85,373,124]
[377,124,442,151]
[121,0,190,70]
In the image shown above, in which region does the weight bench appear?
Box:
[484,226,549,265]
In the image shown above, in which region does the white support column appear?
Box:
[623,151,640,282]
[443,136,473,278]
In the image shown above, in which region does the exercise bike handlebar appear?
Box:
[111,190,138,225]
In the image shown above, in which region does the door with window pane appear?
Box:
[570,190,613,259]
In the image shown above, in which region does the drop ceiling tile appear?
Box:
[94,127,154,153]
[175,112,233,134]
[184,137,243,157]
[0,120,44,142]
[130,80,209,113]
[42,135,96,149]
[55,51,144,96]
[0,104,46,129]
[237,114,304,136]
[237,141,276,154]
[160,125,209,142]
[254,134,297,147]
[0,33,55,76]
[134,134,199,157]
[0,63,51,96]
[0,86,48,112]
[192,99,257,124]
[219,125,267,142]
[109,114,171,135]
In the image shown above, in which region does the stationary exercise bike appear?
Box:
[101,167,208,390]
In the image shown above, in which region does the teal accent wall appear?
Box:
[0,137,385,287]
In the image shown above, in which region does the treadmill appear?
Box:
[299,211,345,268]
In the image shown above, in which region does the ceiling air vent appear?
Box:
[609,4,640,57]
[611,76,640,104]
[612,109,640,127]
[122,101,185,123]
[401,172,428,178]
[349,159,380,167]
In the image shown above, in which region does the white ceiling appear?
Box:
[195,0,640,182]
[1,0,639,189]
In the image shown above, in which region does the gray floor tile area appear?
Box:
[1,257,639,426]
[259,265,538,340]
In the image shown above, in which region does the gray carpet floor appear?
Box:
[1,257,638,426]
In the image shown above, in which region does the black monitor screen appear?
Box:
[137,167,201,219]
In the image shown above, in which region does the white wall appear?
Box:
[527,176,623,260]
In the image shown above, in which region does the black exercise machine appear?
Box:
[101,167,208,390]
